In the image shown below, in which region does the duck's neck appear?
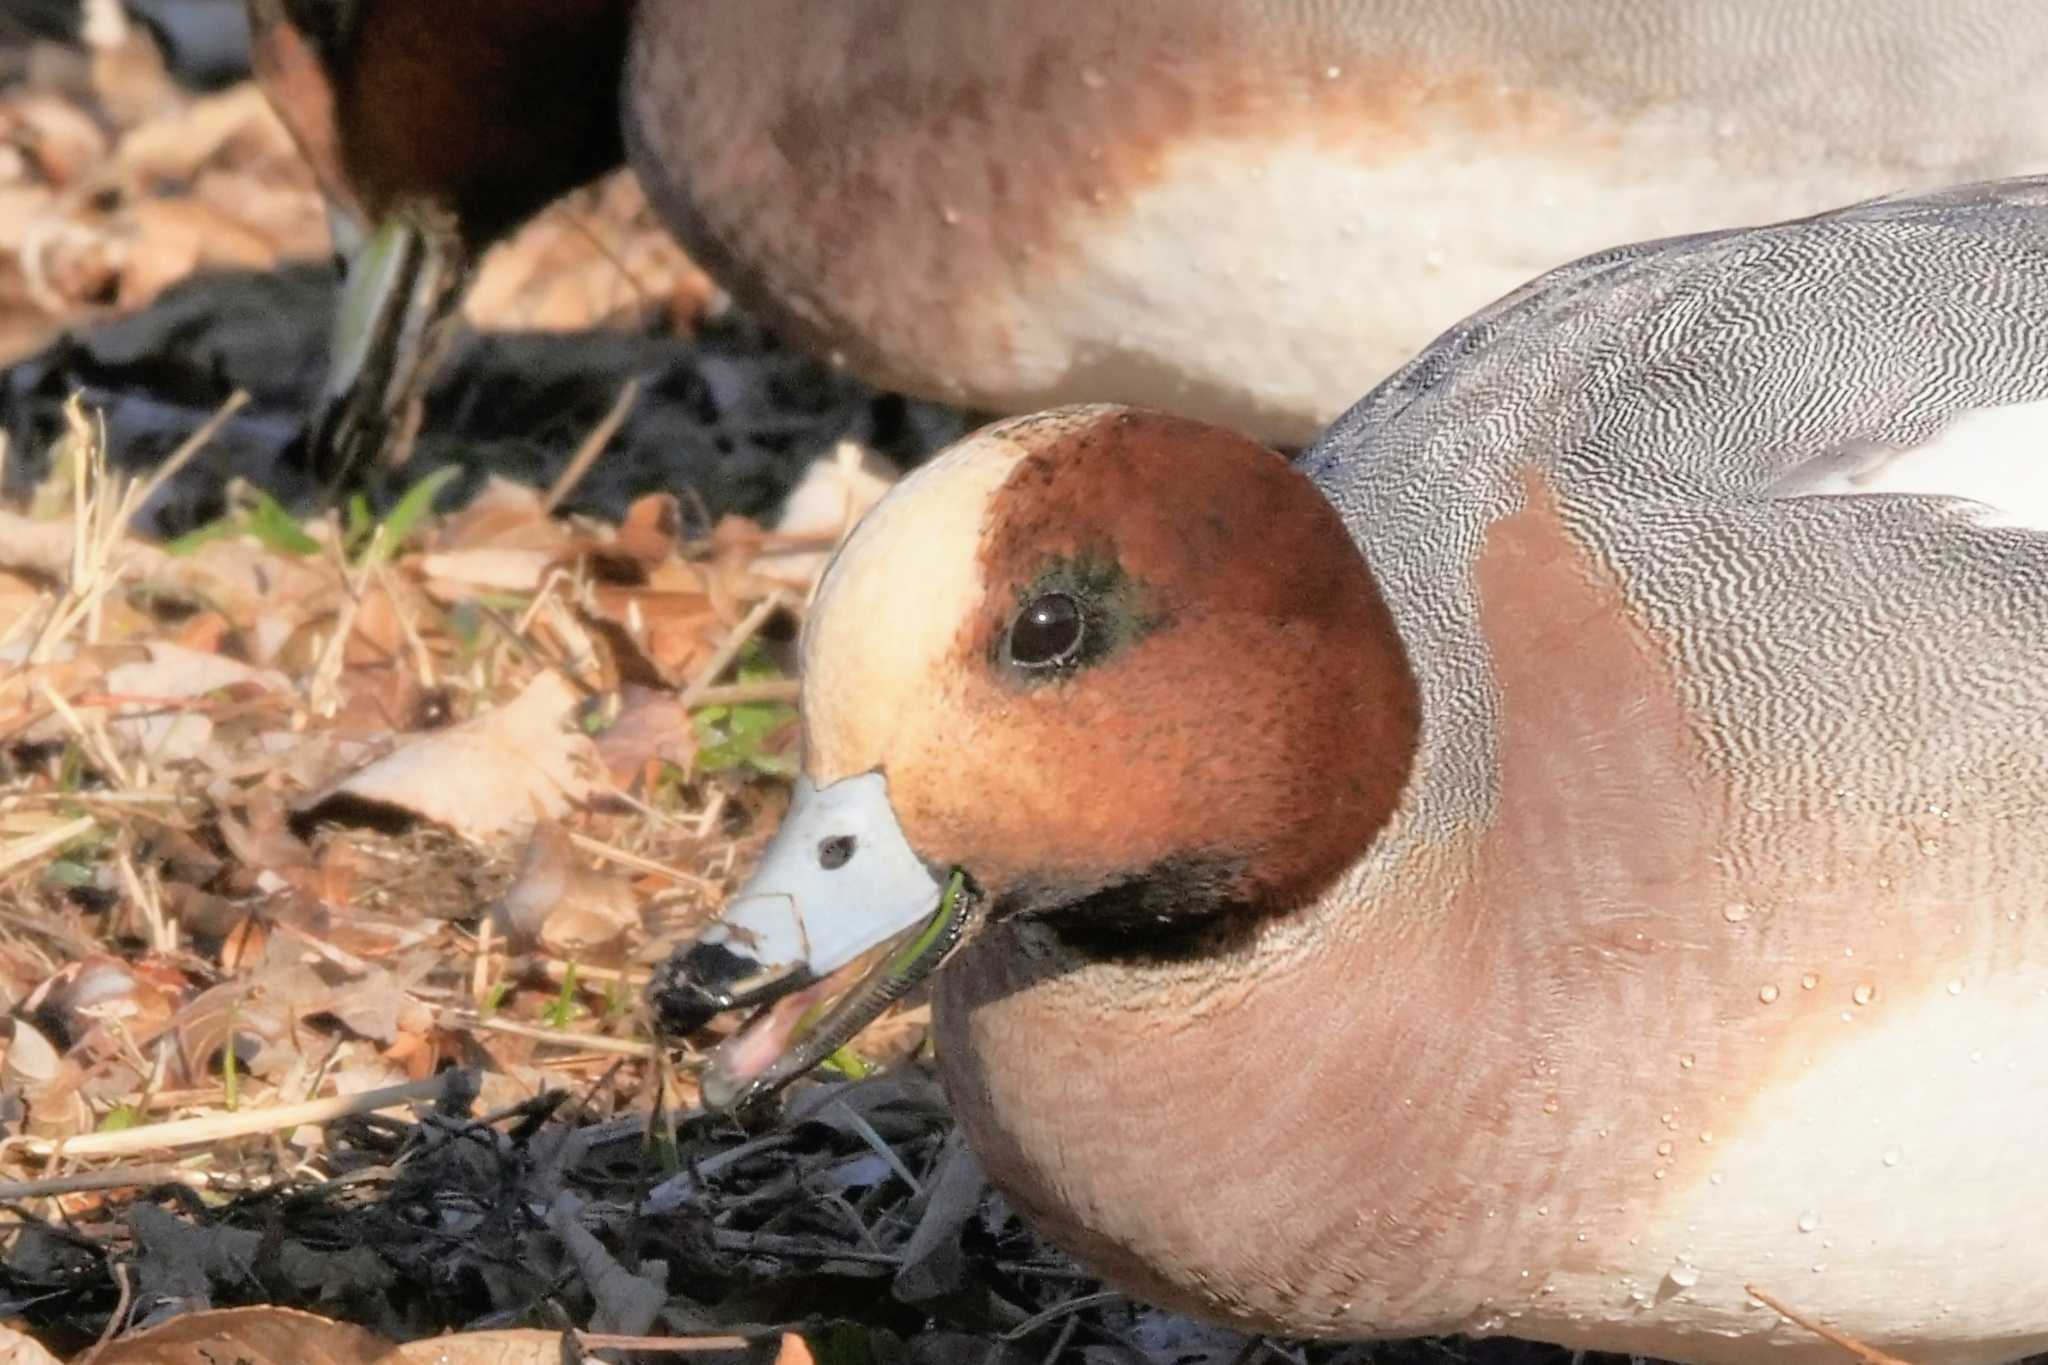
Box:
[930,854,1549,1337]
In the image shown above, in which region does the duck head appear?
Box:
[650,404,1420,1105]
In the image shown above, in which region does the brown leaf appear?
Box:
[614,493,683,570]
[491,821,636,954]
[461,170,713,336]
[153,537,336,652]
[374,1330,570,1365]
[434,478,569,555]
[87,22,181,128]
[23,954,188,1052]
[3,1018,87,1137]
[81,1305,390,1365]
[343,584,410,665]
[0,507,167,583]
[0,567,48,647]
[168,951,421,1085]
[0,655,111,742]
[170,611,233,654]
[216,791,315,884]
[218,912,270,974]
[378,1331,771,1365]
[417,547,556,597]
[592,686,697,788]
[1,94,108,186]
[380,1027,442,1080]
[110,84,291,184]
[323,661,427,745]
[300,672,598,844]
[101,641,284,700]
[119,197,277,308]
[190,164,329,260]
[0,1322,61,1364]
[753,443,900,589]
[582,586,721,686]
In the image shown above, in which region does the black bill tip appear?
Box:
[647,939,789,1037]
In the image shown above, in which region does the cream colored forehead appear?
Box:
[800,410,1105,783]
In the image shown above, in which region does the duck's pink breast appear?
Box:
[929,470,2048,1362]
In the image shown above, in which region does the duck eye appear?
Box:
[1007,592,1085,669]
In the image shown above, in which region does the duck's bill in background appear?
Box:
[648,772,980,1112]
[308,217,466,486]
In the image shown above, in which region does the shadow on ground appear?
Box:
[1,263,973,538]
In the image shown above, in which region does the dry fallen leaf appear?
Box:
[755,442,900,589]
[102,640,284,700]
[81,1305,390,1365]
[101,640,290,761]
[157,535,338,642]
[0,507,168,584]
[376,1329,778,1365]
[5,1017,87,1137]
[118,194,278,307]
[434,478,574,555]
[0,1323,61,1365]
[491,820,637,954]
[591,685,697,788]
[614,493,683,570]
[2,93,109,185]
[460,171,714,336]
[110,83,297,188]
[299,671,598,844]
[582,585,723,685]
[375,1330,566,1365]
[417,548,556,597]
[23,953,189,1052]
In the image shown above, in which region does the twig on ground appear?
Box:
[568,1329,755,1355]
[544,376,642,514]
[5,1073,462,1159]
[676,590,791,710]
[566,829,718,891]
[450,1011,655,1059]
[0,1163,213,1199]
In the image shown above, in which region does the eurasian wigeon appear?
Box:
[653,178,2048,1363]
[245,0,631,480]
[251,1,2048,480]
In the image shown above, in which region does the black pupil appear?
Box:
[1011,593,1083,667]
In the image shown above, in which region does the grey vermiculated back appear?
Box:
[1299,178,2048,849]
